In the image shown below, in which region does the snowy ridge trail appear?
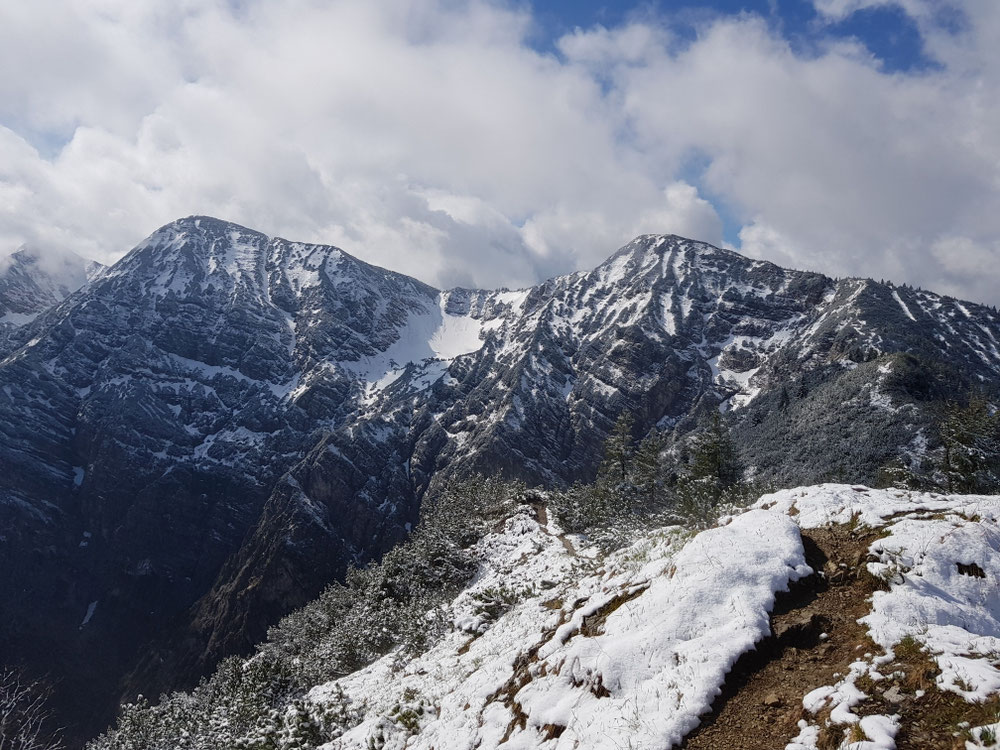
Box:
[529,500,578,558]
[309,506,810,749]
[682,522,884,750]
[301,485,1000,750]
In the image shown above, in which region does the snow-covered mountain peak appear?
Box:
[0,244,105,335]
[583,234,791,307]
[111,216,432,305]
[109,216,274,297]
[34,217,503,408]
[2,244,102,301]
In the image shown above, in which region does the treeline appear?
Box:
[878,394,1000,494]
[87,477,520,750]
[552,411,765,547]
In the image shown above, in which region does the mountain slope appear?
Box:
[0,245,103,350]
[86,485,1000,750]
[304,485,1000,750]
[1,217,999,744]
[186,232,1000,687]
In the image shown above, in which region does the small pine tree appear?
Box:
[776,385,790,411]
[795,379,808,399]
[876,457,921,491]
[276,700,323,750]
[671,477,718,528]
[633,430,666,506]
[237,709,281,750]
[688,413,740,488]
[601,412,635,483]
[938,395,1000,493]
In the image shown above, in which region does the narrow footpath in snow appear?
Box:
[309,485,1000,750]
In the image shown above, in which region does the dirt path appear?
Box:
[681,525,879,750]
[529,501,578,557]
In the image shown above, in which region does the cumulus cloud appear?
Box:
[0,0,998,302]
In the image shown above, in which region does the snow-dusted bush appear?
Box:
[262,476,520,684]
[87,476,521,750]
[552,411,760,545]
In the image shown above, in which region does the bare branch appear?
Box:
[0,668,62,750]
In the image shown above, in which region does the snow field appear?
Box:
[312,506,810,749]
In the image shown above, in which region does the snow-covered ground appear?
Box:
[307,485,1000,750]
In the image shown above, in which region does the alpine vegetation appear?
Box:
[87,477,520,750]
[87,482,1000,750]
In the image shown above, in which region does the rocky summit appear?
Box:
[1,216,999,743]
[0,245,104,351]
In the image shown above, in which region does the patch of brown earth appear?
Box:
[873,647,1000,750]
[681,520,1000,750]
[681,524,881,750]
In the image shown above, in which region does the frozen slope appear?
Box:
[309,506,810,750]
[299,486,1000,750]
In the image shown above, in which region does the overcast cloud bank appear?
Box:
[1,0,998,302]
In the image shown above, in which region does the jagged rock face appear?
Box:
[2,218,1000,744]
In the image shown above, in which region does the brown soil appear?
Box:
[681,524,882,750]
[680,520,1000,750]
[530,501,578,557]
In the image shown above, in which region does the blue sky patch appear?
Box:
[532,0,939,74]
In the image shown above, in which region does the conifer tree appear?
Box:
[601,412,635,483]
[876,457,922,491]
[689,413,739,488]
[633,430,666,505]
[776,385,790,410]
[277,700,322,750]
[938,395,1000,493]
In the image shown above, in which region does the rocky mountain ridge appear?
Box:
[1,216,998,744]
[0,245,104,348]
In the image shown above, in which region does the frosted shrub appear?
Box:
[89,476,521,750]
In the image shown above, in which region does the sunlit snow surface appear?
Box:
[311,505,811,749]
[305,485,1000,749]
[348,295,492,390]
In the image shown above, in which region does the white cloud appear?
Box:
[635,182,724,248]
[811,0,939,24]
[0,0,999,303]
[738,221,803,270]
